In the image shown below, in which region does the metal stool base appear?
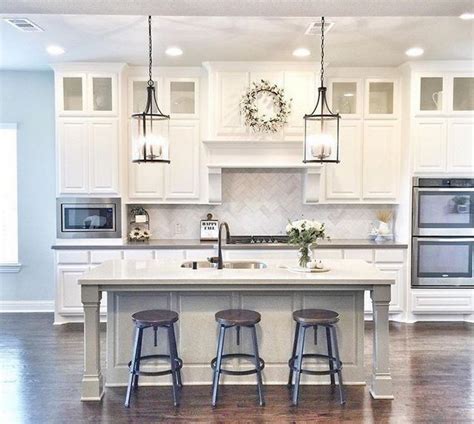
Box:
[128,354,183,377]
[288,353,342,376]
[211,353,265,376]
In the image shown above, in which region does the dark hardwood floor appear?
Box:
[0,314,473,423]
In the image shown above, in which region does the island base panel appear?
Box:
[106,291,365,387]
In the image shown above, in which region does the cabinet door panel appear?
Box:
[57,265,89,314]
[58,120,89,194]
[129,162,165,199]
[447,119,474,173]
[89,119,119,193]
[326,121,362,200]
[215,72,249,136]
[362,121,399,200]
[284,71,315,135]
[414,119,447,173]
[165,121,199,199]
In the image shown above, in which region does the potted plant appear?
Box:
[286,219,329,268]
[452,196,470,214]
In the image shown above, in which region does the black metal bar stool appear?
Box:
[124,309,183,408]
[288,309,345,406]
[211,309,265,407]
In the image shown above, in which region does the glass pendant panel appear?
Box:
[304,117,339,162]
[132,116,170,163]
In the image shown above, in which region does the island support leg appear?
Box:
[370,285,394,400]
[81,285,104,401]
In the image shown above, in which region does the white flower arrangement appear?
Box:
[240,79,292,133]
[129,227,151,242]
[286,219,329,268]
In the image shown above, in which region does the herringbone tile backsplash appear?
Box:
[143,170,395,239]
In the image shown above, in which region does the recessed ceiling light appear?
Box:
[405,47,424,57]
[343,93,355,97]
[293,48,311,57]
[459,13,474,20]
[46,45,65,56]
[165,47,183,56]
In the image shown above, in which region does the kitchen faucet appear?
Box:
[208,222,231,269]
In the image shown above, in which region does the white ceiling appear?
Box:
[0,15,473,70]
[1,0,473,17]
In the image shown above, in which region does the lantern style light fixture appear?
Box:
[303,17,340,163]
[132,16,170,164]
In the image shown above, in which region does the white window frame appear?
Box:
[0,123,21,272]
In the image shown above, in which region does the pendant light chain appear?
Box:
[320,16,325,87]
[148,15,154,87]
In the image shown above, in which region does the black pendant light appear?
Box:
[131,16,170,163]
[303,17,340,163]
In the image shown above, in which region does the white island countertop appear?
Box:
[79,259,395,287]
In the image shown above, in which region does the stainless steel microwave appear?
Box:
[56,197,122,239]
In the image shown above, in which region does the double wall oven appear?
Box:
[412,178,474,288]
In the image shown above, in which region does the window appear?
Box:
[0,123,20,272]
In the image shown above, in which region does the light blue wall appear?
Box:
[0,71,56,302]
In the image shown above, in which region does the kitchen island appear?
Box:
[79,258,395,401]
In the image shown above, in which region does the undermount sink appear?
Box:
[181,260,267,269]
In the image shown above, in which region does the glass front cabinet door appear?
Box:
[328,79,362,119]
[419,76,444,113]
[166,78,199,119]
[60,74,86,114]
[365,79,398,119]
[89,74,116,114]
[59,73,117,115]
[452,76,474,113]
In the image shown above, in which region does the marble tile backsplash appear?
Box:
[140,170,395,239]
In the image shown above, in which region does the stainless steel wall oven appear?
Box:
[412,178,474,288]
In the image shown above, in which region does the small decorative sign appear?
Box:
[200,213,219,241]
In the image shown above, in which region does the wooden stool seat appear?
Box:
[215,309,261,326]
[292,309,339,325]
[132,309,179,327]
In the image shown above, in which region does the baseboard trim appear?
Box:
[0,300,54,313]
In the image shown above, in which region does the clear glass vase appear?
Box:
[298,244,313,268]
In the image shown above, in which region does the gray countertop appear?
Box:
[52,238,407,250]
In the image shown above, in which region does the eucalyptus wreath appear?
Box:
[240,79,292,133]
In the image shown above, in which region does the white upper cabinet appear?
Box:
[129,162,165,199]
[447,119,474,173]
[57,72,118,116]
[362,121,400,200]
[364,79,398,119]
[283,71,315,135]
[413,118,447,173]
[58,118,119,195]
[214,71,249,137]
[413,73,474,116]
[58,119,89,194]
[165,121,200,199]
[127,75,200,201]
[328,78,363,119]
[89,119,119,193]
[325,121,362,200]
[412,69,473,174]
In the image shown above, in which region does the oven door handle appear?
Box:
[414,237,474,242]
[414,187,474,192]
